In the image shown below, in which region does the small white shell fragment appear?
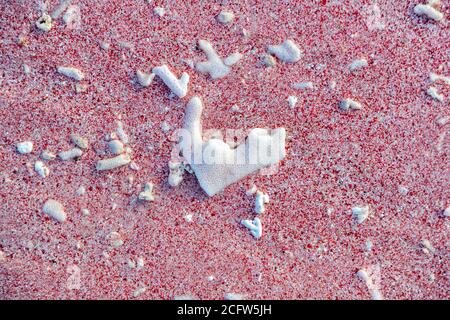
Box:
[168,161,185,187]
[241,217,263,239]
[260,53,277,67]
[41,150,56,160]
[81,208,90,216]
[36,13,53,32]
[108,231,124,248]
[184,214,193,222]
[133,287,146,298]
[430,72,450,85]
[217,11,235,24]
[116,121,129,145]
[267,40,302,63]
[288,96,298,108]
[420,239,436,254]
[76,186,86,196]
[339,98,363,111]
[96,154,131,171]
[224,293,245,300]
[352,206,370,224]
[51,0,72,19]
[414,1,444,21]
[108,139,124,155]
[138,182,155,201]
[356,269,383,300]
[136,257,145,269]
[153,6,166,17]
[75,83,88,93]
[348,58,368,72]
[34,161,50,178]
[16,141,33,154]
[23,64,31,74]
[196,40,242,79]
[443,207,450,217]
[70,134,89,149]
[246,184,257,196]
[57,66,84,81]
[292,82,314,90]
[152,64,189,98]
[427,87,444,102]
[254,191,270,214]
[59,147,83,160]
[398,185,409,195]
[136,70,155,87]
[223,52,243,67]
[43,199,67,222]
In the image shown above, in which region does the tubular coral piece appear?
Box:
[96,154,131,171]
[152,65,189,98]
[57,66,84,81]
[180,96,286,196]
[414,2,444,21]
[267,40,302,63]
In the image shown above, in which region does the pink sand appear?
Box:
[0,0,449,299]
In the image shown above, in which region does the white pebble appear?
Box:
[57,66,84,81]
[138,182,155,201]
[339,98,363,111]
[348,58,368,72]
[217,11,235,24]
[34,161,49,178]
[108,139,124,155]
[16,141,33,154]
[108,231,124,248]
[59,147,82,160]
[153,6,165,17]
[267,39,302,63]
[133,287,146,297]
[136,70,155,87]
[352,206,370,224]
[36,14,53,32]
[292,82,314,90]
[43,199,67,222]
[184,214,193,222]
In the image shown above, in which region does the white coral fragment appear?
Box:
[352,205,370,224]
[152,65,189,98]
[57,66,84,81]
[136,70,155,87]
[180,96,286,196]
[196,40,242,79]
[267,40,302,63]
[241,217,262,239]
[43,199,67,222]
[414,1,444,21]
